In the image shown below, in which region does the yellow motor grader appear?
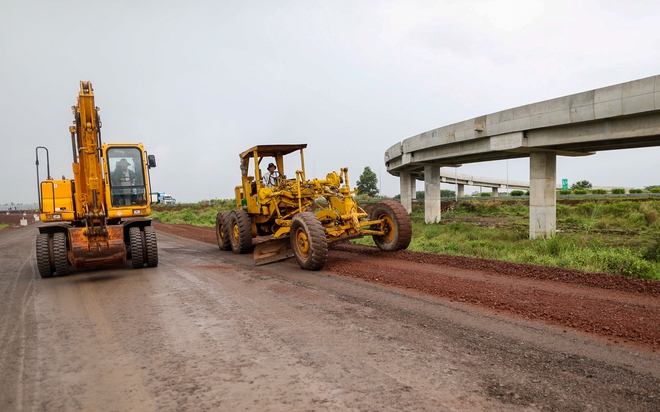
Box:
[216,144,412,270]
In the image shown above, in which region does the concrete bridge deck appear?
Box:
[386,75,660,237]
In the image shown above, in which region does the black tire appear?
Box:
[36,233,54,278]
[369,200,412,252]
[144,226,158,267]
[215,211,231,250]
[53,232,69,276]
[130,227,145,268]
[228,210,252,254]
[290,212,328,271]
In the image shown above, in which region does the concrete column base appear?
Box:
[400,172,412,213]
[424,166,441,223]
[457,184,464,198]
[491,187,499,197]
[529,152,557,239]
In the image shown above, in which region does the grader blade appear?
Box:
[253,237,294,266]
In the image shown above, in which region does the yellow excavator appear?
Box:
[35,81,158,277]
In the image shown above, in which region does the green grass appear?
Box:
[355,198,660,280]
[151,202,234,227]
[0,224,8,231]
[156,198,660,280]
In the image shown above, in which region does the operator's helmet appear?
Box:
[268,163,276,170]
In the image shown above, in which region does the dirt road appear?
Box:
[1,224,659,411]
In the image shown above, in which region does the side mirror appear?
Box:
[147,154,156,169]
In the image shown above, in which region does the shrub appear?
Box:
[600,201,635,218]
[558,190,572,195]
[573,189,588,195]
[611,188,626,194]
[650,187,660,194]
[629,188,643,194]
[640,202,659,226]
[455,202,476,214]
[644,238,660,262]
[510,190,525,196]
[591,189,607,195]
[598,248,654,279]
[479,192,492,197]
[571,180,593,190]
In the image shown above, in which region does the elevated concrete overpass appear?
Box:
[386,74,660,237]
[436,171,632,197]
[439,170,529,197]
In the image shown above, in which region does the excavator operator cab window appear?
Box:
[107,147,147,207]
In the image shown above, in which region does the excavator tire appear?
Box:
[130,227,145,268]
[290,212,328,271]
[215,211,231,251]
[144,226,158,267]
[229,210,252,254]
[369,200,412,252]
[53,232,69,276]
[36,233,54,278]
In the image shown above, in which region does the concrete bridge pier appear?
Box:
[410,176,417,202]
[529,152,557,239]
[424,166,441,223]
[399,172,414,213]
[457,184,464,197]
[491,187,499,197]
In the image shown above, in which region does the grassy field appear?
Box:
[151,198,660,280]
[0,224,7,231]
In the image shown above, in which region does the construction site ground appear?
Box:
[1,220,658,411]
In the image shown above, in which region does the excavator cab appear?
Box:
[105,146,150,212]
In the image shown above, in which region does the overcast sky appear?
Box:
[1,0,659,204]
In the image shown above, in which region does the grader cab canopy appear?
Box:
[215,144,412,270]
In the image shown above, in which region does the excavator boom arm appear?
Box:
[71,81,105,216]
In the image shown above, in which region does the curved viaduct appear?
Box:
[385,74,660,238]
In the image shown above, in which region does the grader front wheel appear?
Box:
[229,210,253,254]
[290,212,328,271]
[369,200,412,252]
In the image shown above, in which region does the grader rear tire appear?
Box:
[229,210,252,254]
[215,211,231,251]
[290,212,328,271]
[36,233,54,278]
[369,200,412,252]
[130,227,145,268]
[53,232,69,276]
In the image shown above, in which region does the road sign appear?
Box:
[562,179,568,190]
